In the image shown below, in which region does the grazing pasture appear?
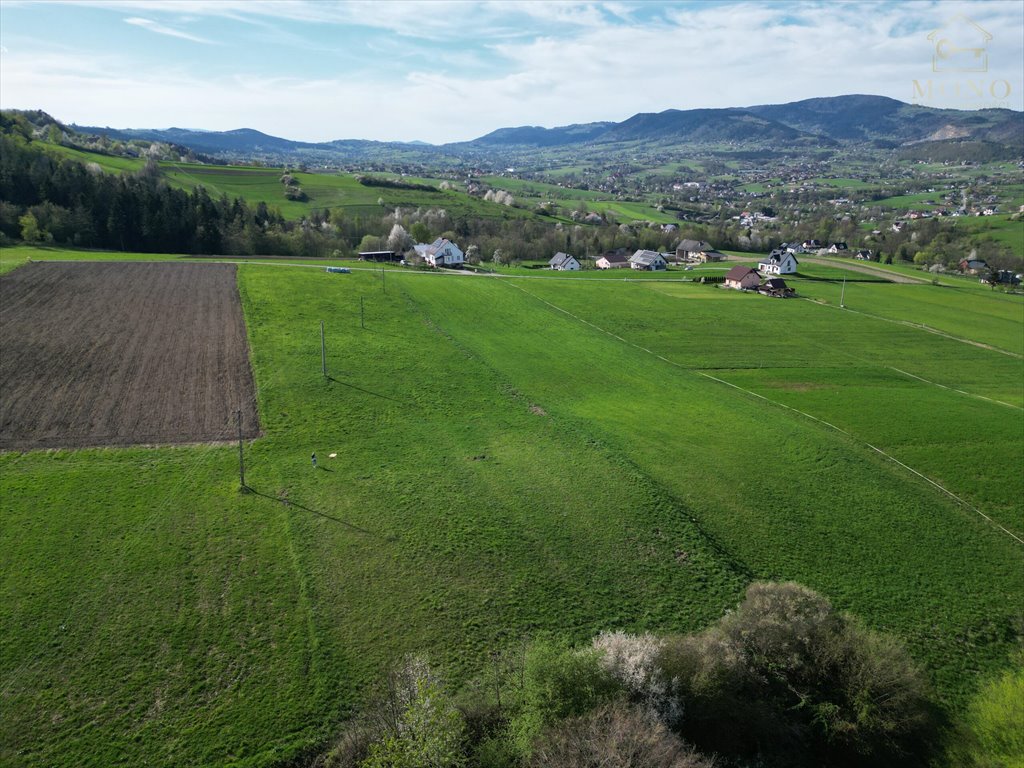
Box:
[1,250,1021,767]
[0,262,259,449]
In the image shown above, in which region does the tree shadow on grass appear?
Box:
[244,485,394,541]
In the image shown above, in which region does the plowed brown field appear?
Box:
[0,262,259,449]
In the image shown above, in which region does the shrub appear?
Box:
[948,661,1024,767]
[321,655,467,768]
[593,631,682,728]
[529,701,714,768]
[663,582,937,767]
[509,641,620,756]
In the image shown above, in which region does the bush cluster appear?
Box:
[319,582,948,768]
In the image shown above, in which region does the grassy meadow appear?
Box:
[1,248,1022,766]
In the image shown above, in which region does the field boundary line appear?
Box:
[888,367,1023,411]
[803,298,1022,359]
[508,281,1024,547]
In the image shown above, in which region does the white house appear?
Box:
[596,251,630,269]
[629,250,667,271]
[549,252,581,271]
[414,238,464,268]
[758,249,799,275]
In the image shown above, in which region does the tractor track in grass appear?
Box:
[506,280,1024,546]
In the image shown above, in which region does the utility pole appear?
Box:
[360,296,365,329]
[320,320,327,377]
[236,409,245,489]
[840,274,847,308]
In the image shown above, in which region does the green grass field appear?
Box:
[1,248,1022,766]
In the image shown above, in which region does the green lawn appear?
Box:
[1,250,1021,766]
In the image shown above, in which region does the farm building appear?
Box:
[629,250,667,271]
[676,239,712,260]
[414,238,464,268]
[827,242,848,253]
[549,252,581,271]
[758,249,798,275]
[758,277,794,297]
[698,250,728,263]
[596,250,630,269]
[724,265,761,290]
[854,249,873,260]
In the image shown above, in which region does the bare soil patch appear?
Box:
[0,262,259,449]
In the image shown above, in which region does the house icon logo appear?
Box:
[928,16,992,72]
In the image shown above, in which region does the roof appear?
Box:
[549,252,576,267]
[630,249,665,266]
[763,278,788,289]
[414,238,454,257]
[725,265,759,281]
[678,239,711,252]
[599,251,629,264]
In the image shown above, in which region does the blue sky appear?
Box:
[1,0,1021,143]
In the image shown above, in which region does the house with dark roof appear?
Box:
[629,250,667,271]
[827,242,848,253]
[959,257,988,274]
[758,249,799,275]
[854,249,873,260]
[758,277,794,297]
[596,250,629,269]
[724,265,761,290]
[549,252,581,271]
[676,239,712,260]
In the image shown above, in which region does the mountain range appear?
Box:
[71,95,1022,162]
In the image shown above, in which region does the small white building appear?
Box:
[758,249,799,275]
[414,238,464,268]
[596,251,630,269]
[549,252,581,271]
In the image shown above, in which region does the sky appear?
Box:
[1,0,1021,144]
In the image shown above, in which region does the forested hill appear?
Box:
[60,95,1024,161]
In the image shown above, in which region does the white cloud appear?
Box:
[1,1,1020,143]
[124,17,214,44]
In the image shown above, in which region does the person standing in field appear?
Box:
[311,452,317,469]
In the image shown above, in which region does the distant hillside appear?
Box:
[745,95,1023,146]
[464,121,615,147]
[57,94,1023,162]
[596,108,826,145]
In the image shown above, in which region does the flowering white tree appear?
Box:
[387,224,413,254]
